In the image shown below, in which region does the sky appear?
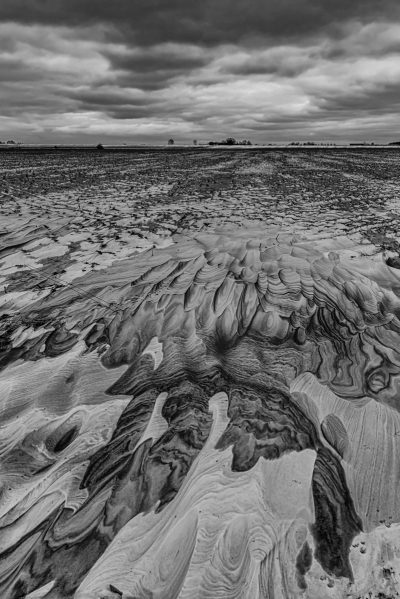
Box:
[1,0,400,144]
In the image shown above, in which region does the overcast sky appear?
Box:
[1,0,400,144]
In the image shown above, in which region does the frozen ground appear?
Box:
[1,148,400,599]
[1,148,400,313]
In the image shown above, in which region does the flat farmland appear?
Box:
[1,148,400,314]
[2,148,400,598]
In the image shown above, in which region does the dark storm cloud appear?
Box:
[317,81,400,115]
[105,48,209,74]
[0,56,39,81]
[66,85,200,122]
[1,0,399,46]
[66,88,158,119]
[69,89,150,107]
[109,71,183,91]
[223,51,313,78]
[103,46,211,90]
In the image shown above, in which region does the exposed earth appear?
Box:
[1,148,400,599]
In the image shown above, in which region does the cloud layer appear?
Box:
[1,1,400,143]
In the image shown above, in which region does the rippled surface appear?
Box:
[1,149,400,598]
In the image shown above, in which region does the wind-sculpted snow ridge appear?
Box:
[1,227,400,598]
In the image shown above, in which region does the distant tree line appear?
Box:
[289,141,337,146]
[208,137,252,146]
